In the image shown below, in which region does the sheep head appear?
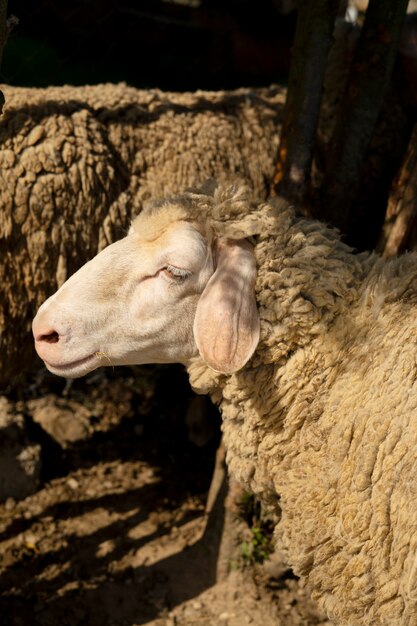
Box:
[32,183,260,378]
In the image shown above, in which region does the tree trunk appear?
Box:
[320,0,409,238]
[273,0,340,205]
[0,0,8,115]
[377,124,417,258]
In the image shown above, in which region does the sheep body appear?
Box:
[179,187,417,625]
[33,182,417,624]
[0,83,285,386]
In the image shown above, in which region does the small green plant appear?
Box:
[238,492,274,566]
[241,524,272,565]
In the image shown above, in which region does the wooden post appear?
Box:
[0,0,8,115]
[274,0,340,206]
[320,0,409,236]
[378,125,417,258]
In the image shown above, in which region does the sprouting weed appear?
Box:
[238,492,275,567]
[241,524,273,565]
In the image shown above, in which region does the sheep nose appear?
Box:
[34,329,60,344]
[32,311,68,363]
[32,308,67,356]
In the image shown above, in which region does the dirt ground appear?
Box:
[0,365,332,626]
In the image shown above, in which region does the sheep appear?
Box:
[4,10,417,389]
[32,181,417,625]
[0,82,285,387]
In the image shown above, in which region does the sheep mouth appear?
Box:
[43,353,99,377]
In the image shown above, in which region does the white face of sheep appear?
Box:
[32,208,260,378]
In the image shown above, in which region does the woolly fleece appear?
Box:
[145,183,417,625]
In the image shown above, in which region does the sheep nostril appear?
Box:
[37,330,60,344]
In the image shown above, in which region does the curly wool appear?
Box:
[178,183,417,625]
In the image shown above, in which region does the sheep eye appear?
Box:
[162,264,191,283]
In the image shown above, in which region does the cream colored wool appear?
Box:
[160,183,417,625]
[0,83,285,386]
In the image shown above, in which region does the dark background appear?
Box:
[1,0,296,91]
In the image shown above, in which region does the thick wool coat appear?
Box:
[183,184,417,625]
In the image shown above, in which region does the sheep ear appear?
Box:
[193,239,260,374]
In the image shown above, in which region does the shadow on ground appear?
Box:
[0,364,224,626]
